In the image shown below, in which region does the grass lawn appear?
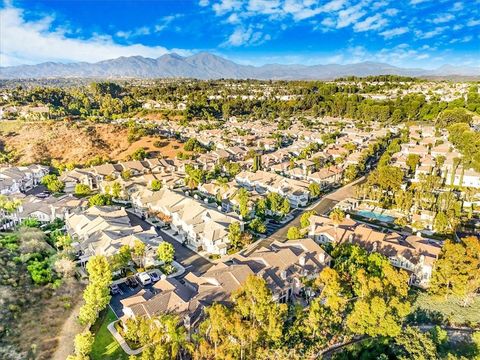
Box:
[90,308,129,360]
[411,290,480,326]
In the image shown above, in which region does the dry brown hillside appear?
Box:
[0,120,183,165]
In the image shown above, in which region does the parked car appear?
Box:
[126,276,139,288]
[110,284,120,295]
[149,271,160,282]
[137,272,152,286]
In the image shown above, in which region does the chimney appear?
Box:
[416,231,422,237]
[318,253,325,263]
[346,213,350,219]
[280,270,287,280]
[299,255,306,266]
[372,242,378,252]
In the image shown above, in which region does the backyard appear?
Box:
[90,308,128,360]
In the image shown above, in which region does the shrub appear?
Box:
[27,259,54,285]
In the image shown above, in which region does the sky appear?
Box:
[0,0,479,69]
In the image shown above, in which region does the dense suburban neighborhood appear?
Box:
[1,76,479,360]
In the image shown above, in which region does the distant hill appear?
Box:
[1,52,478,80]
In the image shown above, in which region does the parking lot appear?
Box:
[109,279,156,317]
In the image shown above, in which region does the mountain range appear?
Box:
[1,52,479,80]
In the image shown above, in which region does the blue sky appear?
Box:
[1,0,479,68]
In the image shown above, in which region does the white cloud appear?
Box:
[415,26,448,39]
[336,3,367,28]
[353,14,388,32]
[409,0,431,5]
[222,25,269,47]
[430,13,454,24]
[380,27,409,39]
[0,5,191,66]
[467,18,480,26]
[452,2,463,11]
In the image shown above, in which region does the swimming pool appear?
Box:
[356,210,395,223]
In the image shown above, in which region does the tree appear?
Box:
[41,174,65,193]
[73,329,94,358]
[437,108,473,127]
[111,182,122,199]
[79,255,112,326]
[110,245,132,271]
[231,275,288,345]
[433,211,449,234]
[157,242,175,265]
[131,147,147,160]
[406,154,421,174]
[248,218,266,234]
[88,193,112,207]
[280,198,291,216]
[429,236,480,306]
[287,226,302,240]
[132,239,146,267]
[329,208,345,226]
[237,188,250,218]
[228,222,243,248]
[74,184,91,196]
[150,179,162,191]
[300,210,316,228]
[54,233,72,250]
[308,182,321,198]
[392,326,438,360]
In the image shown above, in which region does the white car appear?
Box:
[137,272,152,286]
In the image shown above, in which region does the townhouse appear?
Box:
[65,206,161,265]
[120,238,331,330]
[0,165,49,194]
[308,214,442,287]
[131,187,240,255]
[236,170,310,208]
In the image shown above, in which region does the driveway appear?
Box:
[127,211,213,276]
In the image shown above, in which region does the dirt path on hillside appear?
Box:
[50,300,85,360]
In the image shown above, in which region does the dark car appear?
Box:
[110,284,120,295]
[126,277,139,288]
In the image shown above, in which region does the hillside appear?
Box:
[0,120,182,165]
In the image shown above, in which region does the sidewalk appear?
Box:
[107,320,143,356]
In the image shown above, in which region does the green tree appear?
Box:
[130,147,147,160]
[73,329,94,358]
[111,181,122,199]
[78,255,112,326]
[406,154,421,174]
[74,184,91,196]
[300,210,316,228]
[41,174,65,193]
[236,188,250,218]
[248,218,266,234]
[308,182,321,198]
[287,226,302,240]
[157,242,175,265]
[429,236,480,306]
[88,193,112,207]
[132,239,146,267]
[150,179,162,191]
[392,326,438,360]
